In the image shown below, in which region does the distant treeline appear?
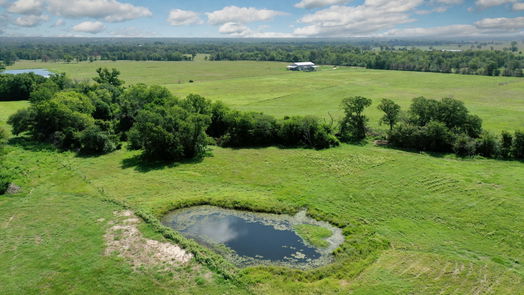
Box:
[1,40,523,77]
[210,47,523,77]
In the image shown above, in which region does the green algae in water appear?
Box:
[161,206,344,269]
[294,224,333,248]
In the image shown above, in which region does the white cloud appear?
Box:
[207,6,286,25]
[8,0,45,15]
[167,9,202,26]
[72,21,105,33]
[416,6,449,14]
[47,0,152,22]
[383,16,524,37]
[433,0,463,4]
[13,14,48,26]
[475,16,524,31]
[218,22,250,36]
[475,0,516,8]
[52,18,64,27]
[217,22,293,38]
[294,0,351,9]
[513,2,524,9]
[294,0,423,37]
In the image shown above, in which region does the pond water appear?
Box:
[2,69,53,78]
[161,206,344,268]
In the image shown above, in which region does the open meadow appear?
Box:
[1,61,523,294]
[10,60,524,132]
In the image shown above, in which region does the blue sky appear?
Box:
[0,0,523,38]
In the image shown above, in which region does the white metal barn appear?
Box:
[287,62,319,72]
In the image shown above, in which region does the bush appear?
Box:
[476,131,498,158]
[499,131,513,159]
[207,101,235,138]
[0,73,47,100]
[408,97,482,137]
[278,116,339,149]
[0,127,10,194]
[453,134,477,157]
[0,169,9,195]
[129,104,211,161]
[389,121,452,152]
[219,112,278,147]
[513,130,524,159]
[78,125,118,155]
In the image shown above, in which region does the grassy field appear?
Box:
[9,60,524,132]
[2,61,524,294]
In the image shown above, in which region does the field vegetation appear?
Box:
[0,60,523,294]
[8,60,524,132]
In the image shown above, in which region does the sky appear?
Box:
[0,0,523,39]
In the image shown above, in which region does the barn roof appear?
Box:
[291,62,315,66]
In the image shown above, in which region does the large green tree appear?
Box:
[377,98,401,131]
[128,103,211,161]
[339,96,372,142]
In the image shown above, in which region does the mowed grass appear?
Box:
[10,60,524,132]
[2,61,524,294]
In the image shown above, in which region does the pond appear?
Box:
[161,206,344,268]
[2,69,54,78]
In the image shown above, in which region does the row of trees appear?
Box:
[1,40,523,77]
[5,68,522,161]
[7,69,339,161]
[345,96,524,159]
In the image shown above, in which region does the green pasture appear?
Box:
[9,60,524,132]
[2,61,524,294]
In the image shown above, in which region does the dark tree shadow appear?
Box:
[376,144,446,158]
[8,137,58,152]
[121,153,205,173]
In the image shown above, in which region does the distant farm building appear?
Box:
[287,62,319,72]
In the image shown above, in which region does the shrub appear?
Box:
[0,127,10,194]
[0,73,47,100]
[513,130,524,159]
[389,121,452,152]
[78,125,118,155]
[453,134,477,157]
[116,84,174,132]
[0,169,9,195]
[476,131,498,158]
[129,104,211,161]
[7,108,33,136]
[278,116,339,149]
[220,112,278,147]
[207,101,235,138]
[499,131,513,158]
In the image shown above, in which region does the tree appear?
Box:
[278,116,339,149]
[93,68,123,87]
[78,125,117,155]
[513,130,524,159]
[453,134,477,157]
[377,98,401,131]
[128,104,211,161]
[499,131,513,158]
[0,62,5,71]
[476,131,498,158]
[339,96,372,142]
[409,96,439,126]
